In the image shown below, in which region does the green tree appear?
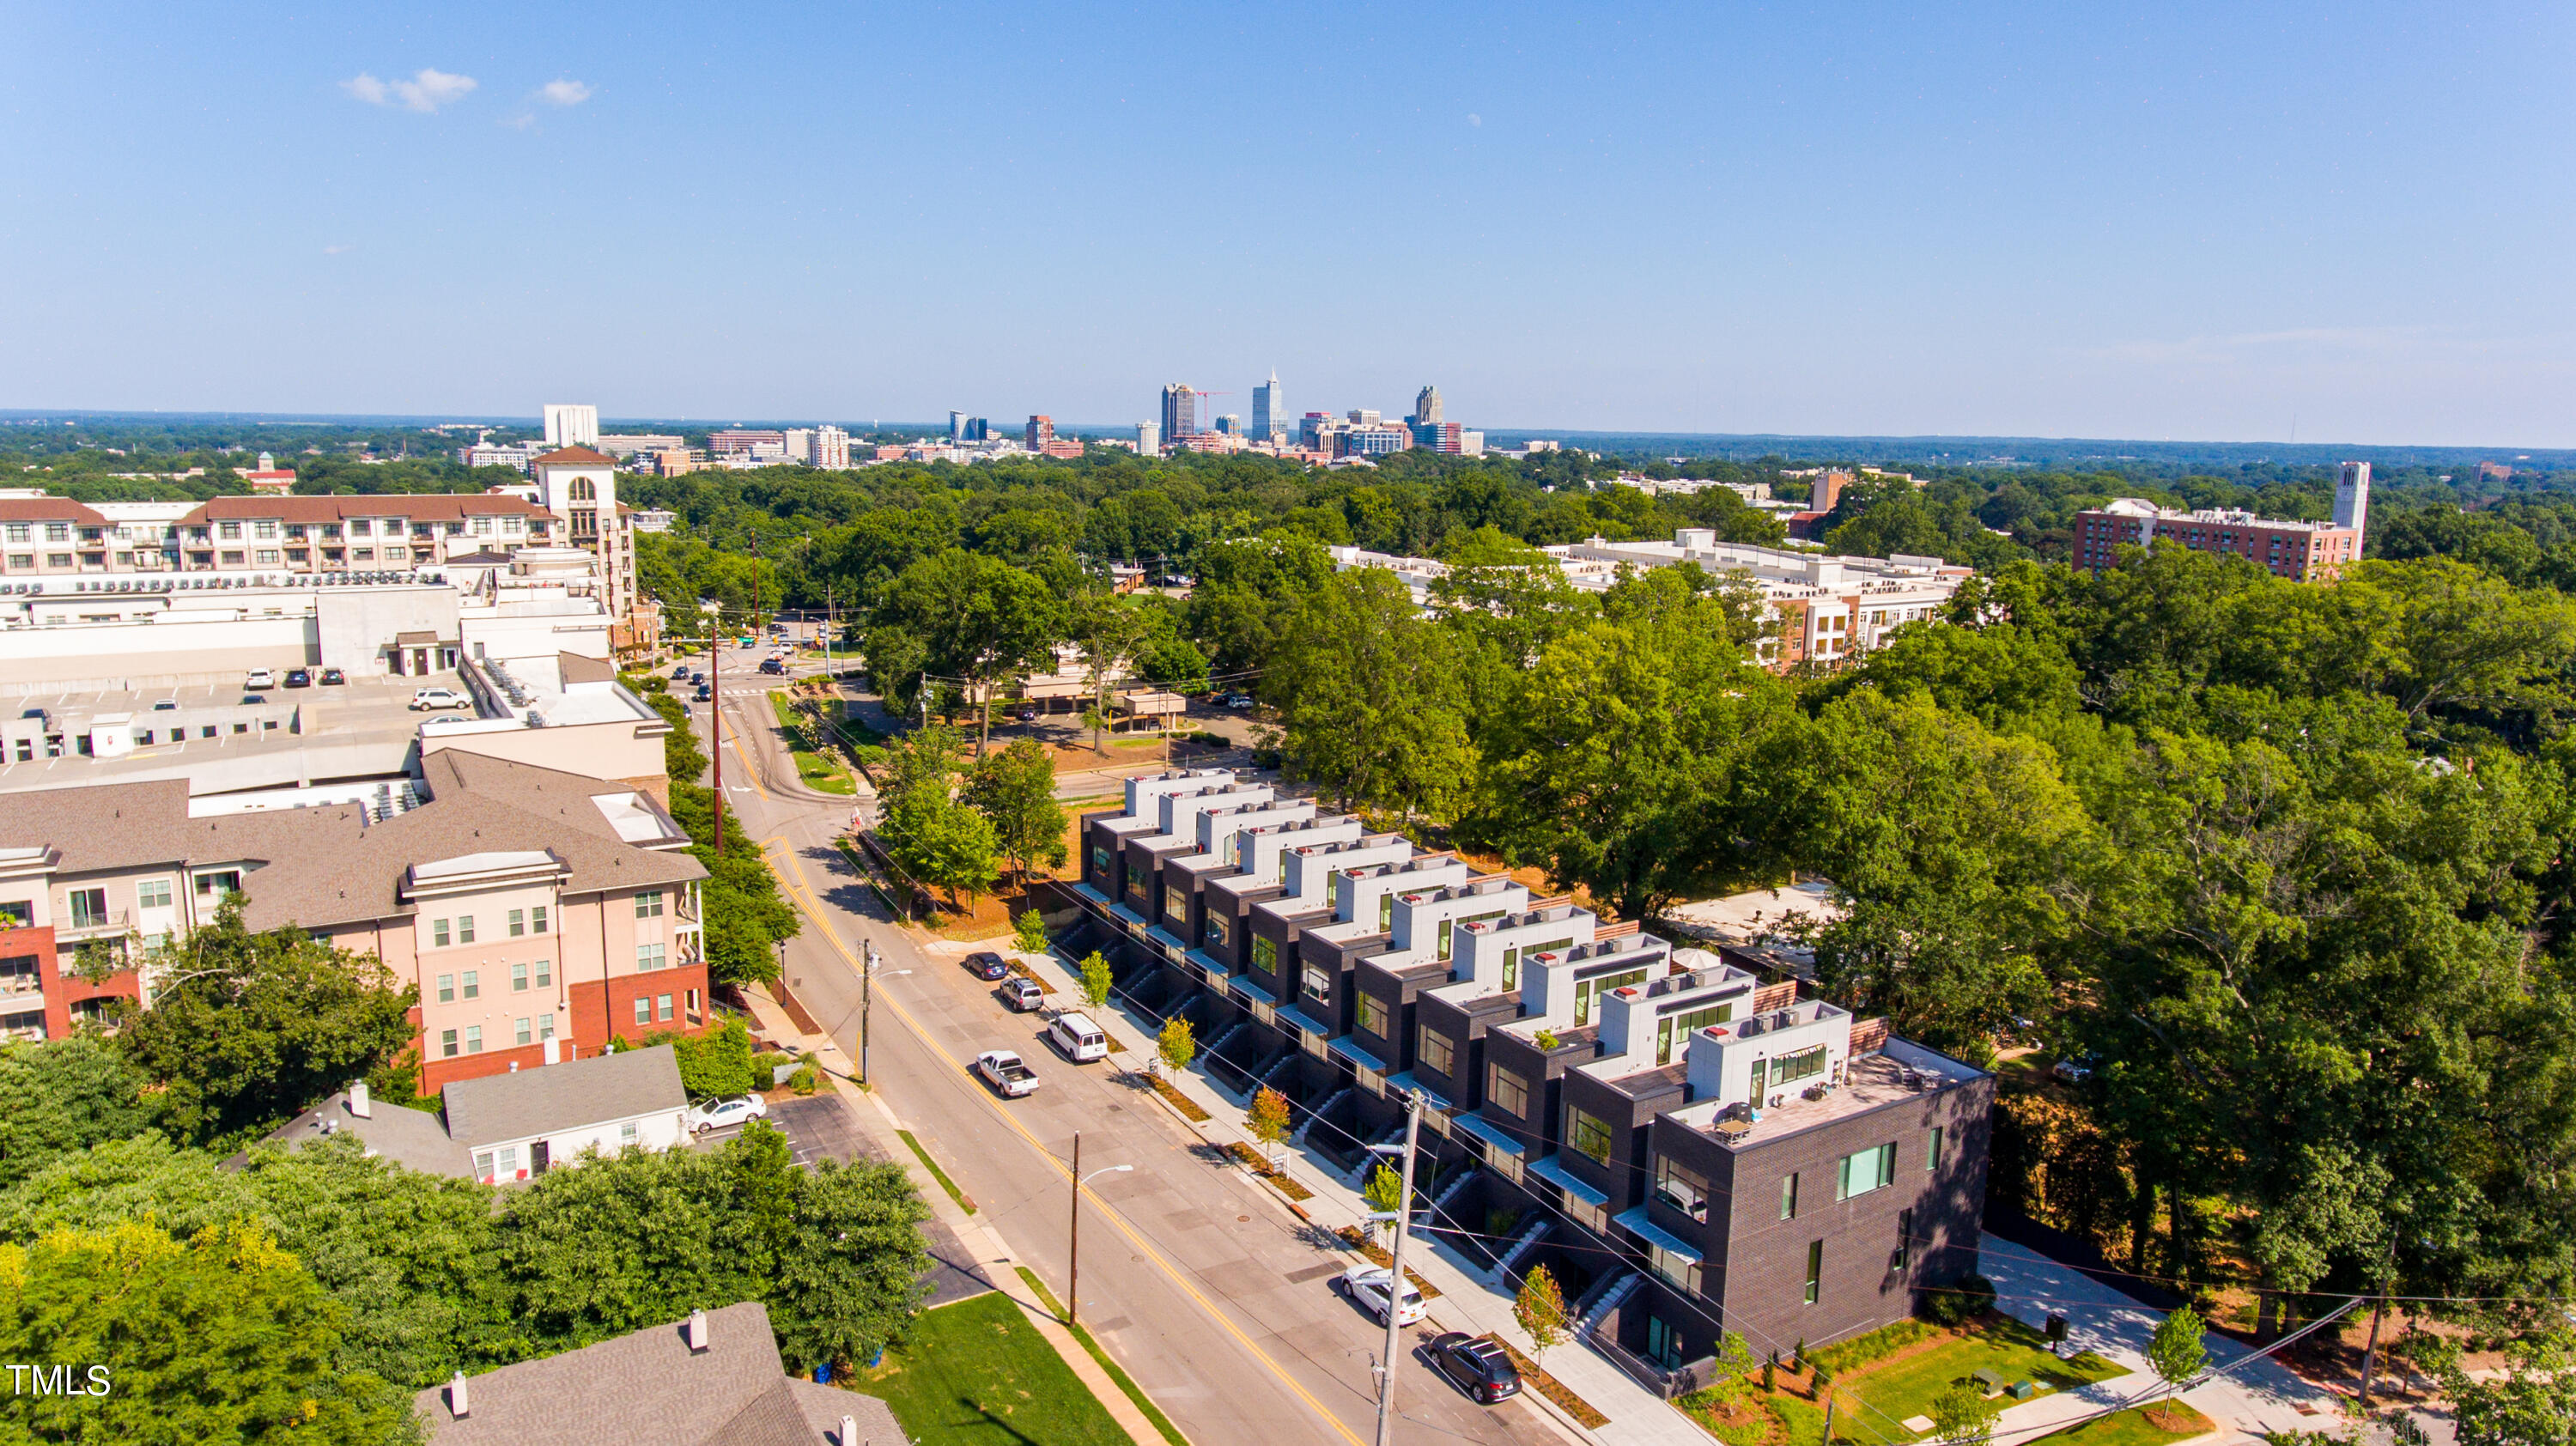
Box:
[965,738,1068,883]
[665,1018,756,1098]
[1266,567,1474,818]
[0,1218,417,1445]
[1156,1016,1196,1081]
[1077,951,1114,1012]
[1247,1086,1291,1169]
[770,1154,936,1371]
[1929,1385,2001,1446]
[2146,1306,2207,1428]
[2438,1329,2576,1446]
[866,550,1063,755]
[1362,1162,1404,1244]
[1013,909,1049,953]
[0,1038,156,1186]
[879,787,999,908]
[1513,1263,1568,1367]
[647,689,709,782]
[1069,592,1155,753]
[665,783,799,987]
[116,900,417,1145]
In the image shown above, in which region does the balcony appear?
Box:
[55,908,131,944]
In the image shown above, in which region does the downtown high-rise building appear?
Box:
[1252,373,1284,439]
[543,404,600,448]
[1413,385,1443,425]
[1160,384,1200,440]
[1136,422,1162,456]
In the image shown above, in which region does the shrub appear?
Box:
[1921,1273,1997,1327]
[1809,1317,1932,1375]
[789,1066,820,1097]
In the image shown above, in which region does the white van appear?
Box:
[1048,1011,1109,1063]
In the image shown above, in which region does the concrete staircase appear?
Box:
[1207,1019,1253,1059]
[1352,1118,1406,1182]
[1259,1049,1301,1092]
[1492,1216,1553,1285]
[1293,1087,1353,1145]
[1575,1269,1642,1338]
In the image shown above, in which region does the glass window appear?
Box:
[514,1017,532,1047]
[633,996,652,1025]
[1573,967,1649,1026]
[1089,845,1109,878]
[637,943,666,971]
[1378,893,1392,932]
[512,963,529,992]
[1164,885,1187,926]
[1836,1143,1897,1200]
[440,1029,459,1058]
[1501,946,1519,990]
[619,1121,638,1147]
[538,1013,555,1039]
[457,915,476,944]
[435,974,454,1004]
[657,993,673,1021]
[1805,1240,1823,1304]
[635,890,663,919]
[1204,911,1231,951]
[1655,1155,1710,1223]
[461,970,479,1000]
[1325,872,1341,911]
[1416,1024,1455,1078]
[536,957,551,988]
[137,878,172,909]
[474,1150,494,1178]
[532,906,548,934]
[1657,1004,1733,1066]
[1781,1172,1800,1219]
[1300,962,1330,1005]
[1771,1045,1828,1088]
[508,908,525,937]
[1358,992,1388,1039]
[1487,1064,1528,1119]
[464,1025,483,1054]
[1252,936,1277,974]
[1929,1125,1944,1170]
[67,888,107,928]
[1569,1109,1613,1163]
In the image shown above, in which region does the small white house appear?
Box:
[441,1043,690,1184]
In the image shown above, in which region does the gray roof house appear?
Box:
[262,1044,691,1183]
[415,1301,906,1445]
[261,1082,474,1176]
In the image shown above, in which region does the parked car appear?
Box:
[149,698,179,712]
[244,668,276,690]
[2050,1054,2097,1084]
[686,1095,771,1134]
[1220,692,1255,710]
[1003,977,1045,1012]
[283,668,313,688]
[409,687,471,711]
[966,951,1012,981]
[1425,1333,1521,1404]
[319,668,346,685]
[1014,706,1038,723]
[1336,1266,1426,1327]
[975,1048,1042,1098]
[1047,1011,1109,1063]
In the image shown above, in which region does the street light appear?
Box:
[858,938,909,1086]
[699,600,725,856]
[1067,1130,1132,1328]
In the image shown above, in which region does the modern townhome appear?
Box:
[0,750,709,1090]
[1058,771,1992,1395]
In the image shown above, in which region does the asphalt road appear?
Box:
[686,647,1561,1446]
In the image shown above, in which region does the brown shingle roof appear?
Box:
[0,756,702,934]
[531,446,617,467]
[0,498,110,526]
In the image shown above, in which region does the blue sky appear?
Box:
[3,2,2570,444]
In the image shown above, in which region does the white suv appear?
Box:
[244,668,276,690]
[410,687,472,712]
[1337,1266,1426,1326]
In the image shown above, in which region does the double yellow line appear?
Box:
[762,835,1368,1446]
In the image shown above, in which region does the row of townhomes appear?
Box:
[1328,526,1974,669]
[1062,769,1991,1394]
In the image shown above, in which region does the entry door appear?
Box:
[530,1141,550,1176]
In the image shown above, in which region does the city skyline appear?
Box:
[4,3,2572,445]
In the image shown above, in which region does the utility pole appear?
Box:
[860,939,876,1085]
[701,603,725,855]
[1375,1090,1425,1446]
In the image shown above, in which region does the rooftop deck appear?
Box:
[1670,1047,1979,1151]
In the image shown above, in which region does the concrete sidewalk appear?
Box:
[1023,945,1713,1446]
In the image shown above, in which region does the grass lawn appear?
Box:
[769,690,856,793]
[857,1291,1131,1446]
[2032,1401,2214,1445]
[1826,1316,2124,1444]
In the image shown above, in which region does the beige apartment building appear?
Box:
[0,750,708,1092]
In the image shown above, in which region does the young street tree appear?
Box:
[1363,1162,1405,1244]
[1156,1016,1195,1081]
[1929,1386,2001,1446]
[1077,951,1114,1012]
[1514,1263,1568,1368]
[1247,1086,1291,1170]
[1013,909,1048,953]
[2146,1305,2207,1428]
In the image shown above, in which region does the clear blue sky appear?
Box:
[5,2,2569,445]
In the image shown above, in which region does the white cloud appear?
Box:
[538,79,592,106]
[323,244,352,256]
[342,68,477,113]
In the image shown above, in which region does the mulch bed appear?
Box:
[1147,1075,1210,1121]
[1487,1337,1609,1429]
[1224,1141,1315,1200]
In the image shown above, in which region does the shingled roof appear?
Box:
[441,1044,685,1148]
[413,1301,903,1446]
[530,446,617,467]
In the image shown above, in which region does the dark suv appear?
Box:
[1425,1334,1520,1404]
[965,952,1011,981]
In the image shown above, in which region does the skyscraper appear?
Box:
[543,404,599,448]
[949,410,968,442]
[1413,386,1443,426]
[1026,415,1054,450]
[1252,373,1283,439]
[1160,385,1200,441]
[2335,462,2372,551]
[1136,422,1162,456]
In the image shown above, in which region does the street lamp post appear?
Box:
[1371,1091,1426,1446]
[700,601,725,855]
[858,939,908,1086]
[1067,1131,1133,1328]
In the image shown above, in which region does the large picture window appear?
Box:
[1487,1064,1528,1119]
[1655,1155,1710,1223]
[1836,1142,1897,1200]
[1769,1044,1828,1088]
[1569,1109,1614,1163]
[1358,993,1389,1039]
[1417,1025,1455,1078]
